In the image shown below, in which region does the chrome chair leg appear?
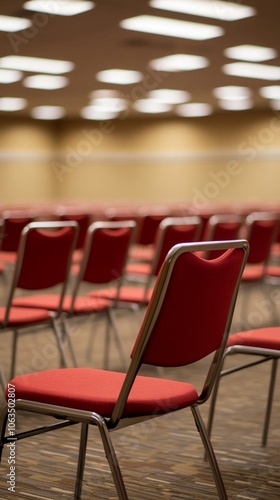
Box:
[74,423,89,500]
[191,405,228,500]
[10,330,19,380]
[262,358,278,447]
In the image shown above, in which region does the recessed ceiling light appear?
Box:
[224,45,277,62]
[0,69,23,84]
[0,15,32,32]
[150,0,256,21]
[89,89,123,99]
[270,100,280,111]
[81,106,120,120]
[218,99,253,110]
[23,1,95,16]
[133,99,172,114]
[31,106,65,120]
[259,85,280,99]
[0,56,74,74]
[149,54,209,72]
[223,62,280,80]
[23,75,69,90]
[96,69,143,85]
[213,86,252,100]
[0,97,27,112]
[120,15,224,41]
[88,98,128,113]
[176,103,213,117]
[147,89,191,104]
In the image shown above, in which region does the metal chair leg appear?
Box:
[51,317,68,368]
[262,358,278,447]
[191,405,228,500]
[0,405,8,463]
[74,423,89,500]
[10,330,19,380]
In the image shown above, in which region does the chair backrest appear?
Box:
[243,212,279,265]
[203,214,244,259]
[71,220,136,305]
[110,239,249,426]
[151,216,203,276]
[135,212,169,246]
[0,213,34,252]
[59,212,91,249]
[4,221,78,323]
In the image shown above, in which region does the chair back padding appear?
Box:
[245,212,279,264]
[204,215,243,260]
[60,213,91,249]
[16,225,77,290]
[136,213,168,246]
[132,243,247,367]
[152,217,202,275]
[0,216,34,252]
[81,221,136,284]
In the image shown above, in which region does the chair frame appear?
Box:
[0,239,249,500]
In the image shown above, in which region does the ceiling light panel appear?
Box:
[213,86,252,100]
[259,86,280,99]
[0,69,23,84]
[176,102,213,117]
[218,99,253,110]
[120,15,224,41]
[80,106,120,120]
[147,89,191,104]
[88,98,128,113]
[149,54,209,72]
[223,62,280,80]
[31,106,65,120]
[0,56,74,74]
[0,15,32,32]
[133,99,172,114]
[0,97,27,112]
[96,69,143,85]
[23,75,69,90]
[23,1,95,16]
[150,0,256,21]
[224,45,277,62]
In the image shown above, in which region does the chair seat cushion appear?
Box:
[0,306,51,326]
[0,251,17,264]
[227,327,280,350]
[8,368,198,417]
[129,244,155,262]
[88,286,153,304]
[12,294,110,314]
[241,265,264,282]
[125,263,152,276]
[266,265,280,278]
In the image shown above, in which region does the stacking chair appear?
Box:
[12,220,136,370]
[88,216,203,308]
[0,221,78,381]
[59,211,91,263]
[207,326,280,448]
[0,212,34,268]
[128,210,170,263]
[201,214,244,260]
[0,239,249,500]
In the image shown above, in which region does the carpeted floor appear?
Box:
[0,279,279,500]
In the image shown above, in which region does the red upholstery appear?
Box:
[132,248,245,366]
[13,294,110,314]
[129,244,155,262]
[227,327,280,350]
[0,306,51,326]
[88,286,153,304]
[241,265,265,282]
[7,368,198,417]
[246,219,277,264]
[0,216,33,252]
[125,262,152,275]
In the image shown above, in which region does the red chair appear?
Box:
[128,210,170,263]
[12,220,136,369]
[89,216,203,308]
[200,214,244,260]
[59,212,91,263]
[0,212,34,267]
[0,221,78,380]
[207,326,280,448]
[0,239,249,499]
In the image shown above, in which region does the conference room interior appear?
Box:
[0,1,280,499]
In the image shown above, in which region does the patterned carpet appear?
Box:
[0,282,279,500]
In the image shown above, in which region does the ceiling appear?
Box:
[0,0,280,120]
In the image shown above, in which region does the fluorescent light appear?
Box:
[96,69,142,85]
[0,15,32,32]
[224,45,277,62]
[0,56,74,74]
[176,103,213,117]
[0,97,27,112]
[120,15,224,41]
[147,89,190,104]
[24,1,95,16]
[150,0,256,21]
[259,85,280,100]
[213,86,252,100]
[31,106,65,120]
[88,98,127,113]
[0,69,23,84]
[81,106,119,120]
[218,99,253,110]
[223,62,280,81]
[89,89,122,99]
[149,54,209,72]
[23,75,69,89]
[133,99,171,114]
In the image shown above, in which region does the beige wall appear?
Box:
[1,110,280,208]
